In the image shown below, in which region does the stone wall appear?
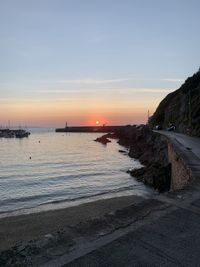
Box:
[167,142,192,190]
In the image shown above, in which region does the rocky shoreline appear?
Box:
[115,126,171,192]
[94,125,171,192]
[94,132,118,144]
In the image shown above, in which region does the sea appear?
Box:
[0,128,153,216]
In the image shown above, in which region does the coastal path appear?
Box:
[156,130,200,160]
[155,130,200,181]
[61,187,200,267]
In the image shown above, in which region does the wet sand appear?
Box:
[0,195,144,252]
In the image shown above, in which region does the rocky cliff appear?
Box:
[117,126,171,192]
[149,69,200,136]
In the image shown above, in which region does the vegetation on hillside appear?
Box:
[149,69,200,136]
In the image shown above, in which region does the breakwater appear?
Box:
[55,125,125,133]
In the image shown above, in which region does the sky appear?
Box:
[0,0,200,127]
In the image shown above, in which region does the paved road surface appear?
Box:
[155,131,200,180]
[67,206,200,267]
[157,131,200,160]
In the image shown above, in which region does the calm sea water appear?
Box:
[0,129,152,214]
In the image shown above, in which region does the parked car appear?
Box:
[167,125,176,131]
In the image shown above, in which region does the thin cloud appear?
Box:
[56,78,131,84]
[0,97,75,103]
[27,89,87,94]
[133,88,175,93]
[161,78,184,82]
[30,89,73,93]
[30,87,174,94]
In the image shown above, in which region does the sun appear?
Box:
[95,120,100,125]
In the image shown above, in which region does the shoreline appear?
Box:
[0,194,145,252]
[0,185,154,219]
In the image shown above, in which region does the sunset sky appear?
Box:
[0,0,200,127]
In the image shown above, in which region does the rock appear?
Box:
[118,150,127,154]
[44,234,54,240]
[151,163,171,192]
[119,126,171,192]
[177,195,183,199]
[129,163,171,192]
[94,135,111,145]
[127,167,146,177]
[102,133,118,139]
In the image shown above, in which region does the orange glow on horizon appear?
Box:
[0,95,161,127]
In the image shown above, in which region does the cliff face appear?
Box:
[149,70,200,136]
[117,126,171,192]
[118,126,168,165]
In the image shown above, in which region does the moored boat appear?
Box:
[0,129,31,138]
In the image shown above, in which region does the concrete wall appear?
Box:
[168,142,191,190]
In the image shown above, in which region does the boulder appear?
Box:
[94,136,111,145]
[128,163,171,192]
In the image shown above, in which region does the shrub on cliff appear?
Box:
[149,70,200,137]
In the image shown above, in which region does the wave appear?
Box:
[0,184,146,214]
[45,184,144,205]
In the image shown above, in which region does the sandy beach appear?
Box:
[0,195,145,252]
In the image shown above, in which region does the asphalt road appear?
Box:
[155,130,200,180]
[157,131,200,160]
[67,206,200,267]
